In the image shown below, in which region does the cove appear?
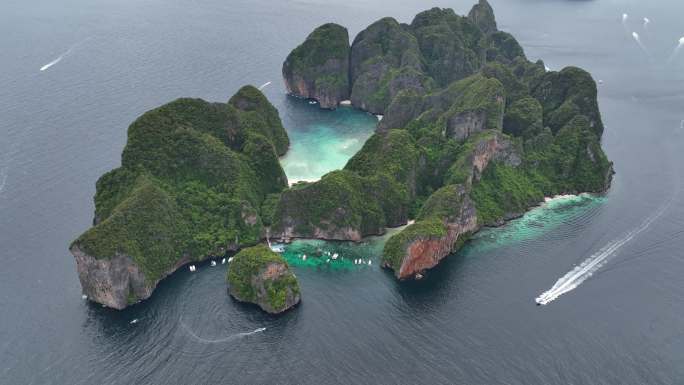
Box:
[278,194,606,271]
[279,96,378,183]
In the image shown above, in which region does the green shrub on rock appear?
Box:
[227,244,301,314]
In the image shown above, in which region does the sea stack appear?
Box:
[227,244,301,314]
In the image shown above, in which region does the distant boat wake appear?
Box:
[179,318,265,343]
[40,55,65,71]
[39,38,90,72]
[535,201,671,306]
[258,81,272,90]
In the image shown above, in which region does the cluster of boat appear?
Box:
[188,257,229,272]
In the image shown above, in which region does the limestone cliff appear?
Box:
[283,1,505,114]
[382,131,520,279]
[270,130,421,242]
[468,0,497,34]
[227,245,300,314]
[383,185,478,279]
[282,23,350,109]
[349,17,432,114]
[281,2,612,280]
[70,86,289,309]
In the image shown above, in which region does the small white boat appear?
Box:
[228,257,234,263]
[210,261,217,267]
[302,254,307,261]
[368,260,372,266]
[81,294,87,300]
[221,258,226,264]
[326,258,330,263]
[189,265,196,272]
[130,319,139,324]
[332,253,338,260]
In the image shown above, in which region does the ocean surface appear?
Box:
[2,0,684,383]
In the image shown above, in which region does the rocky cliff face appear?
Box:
[73,246,149,309]
[382,132,520,279]
[349,18,431,114]
[282,23,350,109]
[468,0,497,34]
[227,245,300,314]
[284,1,505,114]
[445,110,487,141]
[278,1,612,281]
[72,245,189,309]
[393,186,479,279]
[70,86,289,309]
[269,170,390,242]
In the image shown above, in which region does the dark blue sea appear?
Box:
[2,0,684,383]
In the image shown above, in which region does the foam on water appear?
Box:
[464,194,605,255]
[631,31,652,59]
[536,200,670,306]
[40,56,65,72]
[667,37,684,63]
[278,196,604,272]
[180,319,266,344]
[621,13,629,34]
[38,38,89,72]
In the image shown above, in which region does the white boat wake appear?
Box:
[40,55,65,71]
[535,202,670,306]
[180,319,265,343]
[39,38,90,72]
[258,81,272,90]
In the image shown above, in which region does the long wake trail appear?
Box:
[39,38,90,72]
[179,318,265,344]
[535,201,671,305]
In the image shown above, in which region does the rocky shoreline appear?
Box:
[70,0,613,310]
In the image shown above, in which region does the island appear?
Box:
[227,244,300,314]
[70,86,292,309]
[278,0,612,279]
[70,0,613,310]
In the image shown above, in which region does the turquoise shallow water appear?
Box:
[276,194,606,270]
[280,98,378,183]
[4,0,684,382]
[275,226,405,270]
[464,194,607,254]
